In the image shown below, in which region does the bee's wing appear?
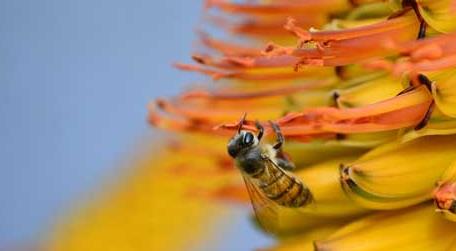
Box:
[262,155,295,181]
[242,174,280,233]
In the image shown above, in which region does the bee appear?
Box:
[227,114,312,232]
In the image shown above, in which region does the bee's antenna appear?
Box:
[238,113,247,133]
[255,120,264,141]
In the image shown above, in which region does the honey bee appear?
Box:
[227,114,312,232]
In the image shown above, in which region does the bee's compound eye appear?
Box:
[243,132,255,145]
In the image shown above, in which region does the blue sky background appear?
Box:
[0,0,272,249]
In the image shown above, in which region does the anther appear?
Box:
[335,66,347,80]
[332,91,340,108]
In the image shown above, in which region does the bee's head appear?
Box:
[227,130,258,158]
[227,113,259,158]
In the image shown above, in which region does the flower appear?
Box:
[45,136,242,251]
[47,0,456,250]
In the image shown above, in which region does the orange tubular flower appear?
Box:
[197,32,264,57]
[217,86,432,138]
[375,33,456,76]
[263,13,421,67]
[204,14,328,38]
[206,0,351,16]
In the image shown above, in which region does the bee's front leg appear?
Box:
[268,121,284,150]
[268,121,295,170]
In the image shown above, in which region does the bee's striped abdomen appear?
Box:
[256,162,312,208]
